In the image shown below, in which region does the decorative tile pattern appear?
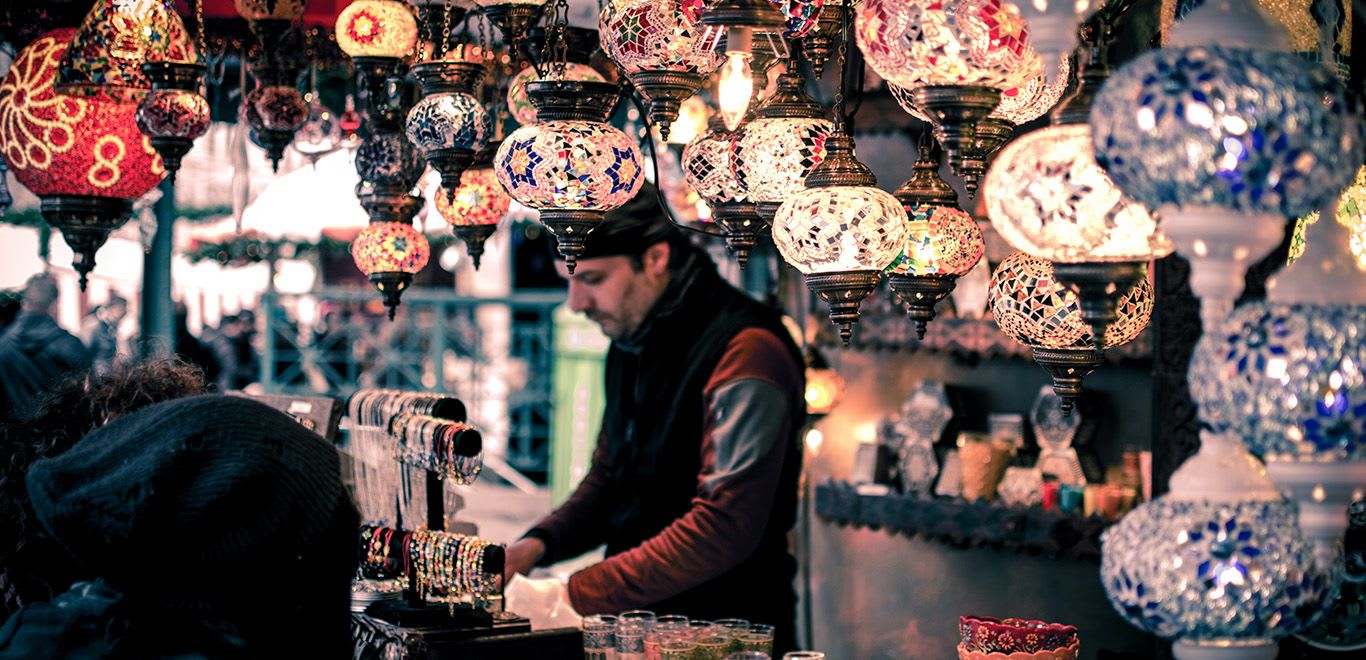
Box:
[600,0,722,75]
[732,117,833,204]
[436,167,511,228]
[773,185,909,274]
[988,252,1152,349]
[336,0,418,59]
[355,131,427,189]
[891,55,1070,125]
[351,221,431,275]
[494,121,643,211]
[886,203,984,276]
[136,88,209,140]
[245,85,308,132]
[856,0,1042,91]
[682,123,746,205]
[405,91,490,153]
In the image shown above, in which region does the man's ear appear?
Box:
[643,241,671,278]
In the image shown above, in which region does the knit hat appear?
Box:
[555,183,683,261]
[25,394,359,612]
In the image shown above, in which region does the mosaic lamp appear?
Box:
[135,62,209,183]
[1101,432,1334,660]
[1189,190,1366,574]
[245,80,309,172]
[697,0,818,131]
[732,63,833,224]
[507,63,605,126]
[435,146,512,270]
[774,131,910,345]
[1289,166,1366,272]
[989,251,1152,414]
[1009,0,1099,84]
[683,114,764,266]
[887,140,985,339]
[293,92,345,165]
[600,0,723,141]
[1090,0,1362,333]
[856,0,1042,197]
[986,9,1173,348]
[58,0,197,102]
[337,0,419,129]
[494,80,644,273]
[406,58,491,200]
[352,220,431,320]
[0,29,165,289]
[804,0,848,79]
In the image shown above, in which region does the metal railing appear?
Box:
[260,287,565,483]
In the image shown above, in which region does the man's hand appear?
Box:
[504,537,546,586]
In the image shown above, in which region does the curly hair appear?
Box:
[0,357,209,616]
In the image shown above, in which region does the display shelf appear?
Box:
[814,481,1115,562]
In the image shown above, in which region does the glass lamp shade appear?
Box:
[506,63,606,126]
[1091,47,1359,223]
[682,123,746,207]
[600,0,723,76]
[494,121,644,211]
[732,117,834,215]
[356,131,427,190]
[235,0,307,21]
[245,85,308,132]
[352,221,431,276]
[890,55,1070,126]
[58,0,199,102]
[855,0,1043,91]
[1189,302,1366,461]
[336,0,419,59]
[773,185,910,275]
[1290,166,1366,271]
[293,95,344,163]
[405,91,491,158]
[985,124,1173,263]
[0,29,165,201]
[886,204,984,277]
[989,251,1151,350]
[436,166,511,228]
[135,90,209,141]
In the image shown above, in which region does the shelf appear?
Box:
[814,481,1115,562]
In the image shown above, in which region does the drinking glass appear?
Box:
[645,616,690,660]
[583,614,617,660]
[659,639,698,660]
[713,618,750,654]
[616,611,656,660]
[694,635,731,660]
[725,654,771,660]
[741,624,774,655]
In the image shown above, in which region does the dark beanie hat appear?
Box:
[556,182,683,260]
[25,394,358,611]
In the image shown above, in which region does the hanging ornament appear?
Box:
[136,61,209,183]
[476,0,548,55]
[683,115,761,266]
[245,79,308,172]
[600,0,724,141]
[293,92,344,165]
[0,29,166,289]
[886,139,985,339]
[506,63,606,126]
[495,80,644,273]
[58,0,197,102]
[731,59,832,224]
[989,252,1152,414]
[407,58,491,200]
[352,221,432,320]
[337,0,420,129]
[436,146,512,270]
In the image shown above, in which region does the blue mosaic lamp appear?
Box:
[406,58,492,202]
[1100,433,1335,660]
[1089,0,1363,332]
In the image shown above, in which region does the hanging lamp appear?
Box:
[772,0,908,345]
[437,143,512,270]
[406,54,491,201]
[600,0,723,141]
[58,0,196,102]
[697,0,815,132]
[137,0,211,182]
[886,138,985,339]
[337,0,419,130]
[476,0,547,57]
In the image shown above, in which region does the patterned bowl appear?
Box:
[960,616,1078,654]
[957,640,1080,660]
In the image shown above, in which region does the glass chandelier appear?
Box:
[600,0,723,140]
[989,251,1152,414]
[856,0,1042,196]
[0,29,166,289]
[886,139,985,339]
[1089,0,1361,333]
[773,0,908,345]
[354,122,427,318]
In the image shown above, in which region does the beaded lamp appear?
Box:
[58,0,197,102]
[989,251,1152,414]
[351,221,431,320]
[0,29,165,289]
[886,140,985,339]
[494,80,644,273]
[436,146,512,270]
[1090,0,1362,333]
[600,0,723,140]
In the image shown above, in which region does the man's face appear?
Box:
[559,243,671,341]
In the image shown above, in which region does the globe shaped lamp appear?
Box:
[732,66,833,223]
[293,93,345,165]
[494,80,644,274]
[337,0,419,128]
[857,0,1043,196]
[774,133,910,345]
[0,29,166,289]
[354,130,427,229]
[436,150,512,270]
[989,251,1152,414]
[1090,0,1363,333]
[136,61,209,182]
[245,83,309,172]
[59,0,197,102]
[887,141,985,339]
[601,0,723,141]
[683,114,766,267]
[1101,432,1334,660]
[352,221,432,319]
[406,59,491,200]
[507,63,606,126]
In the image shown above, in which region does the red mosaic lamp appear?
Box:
[351,220,432,319]
[58,0,197,102]
[435,145,512,270]
[0,29,166,289]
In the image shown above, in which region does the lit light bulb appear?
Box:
[717,27,754,131]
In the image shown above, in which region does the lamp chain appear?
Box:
[440,0,454,60]
[831,0,852,134]
[195,0,205,51]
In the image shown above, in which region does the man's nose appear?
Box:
[566,283,592,314]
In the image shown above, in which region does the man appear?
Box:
[82,294,126,375]
[504,187,807,650]
[0,274,90,416]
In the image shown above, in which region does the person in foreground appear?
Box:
[0,394,360,658]
[503,186,807,652]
